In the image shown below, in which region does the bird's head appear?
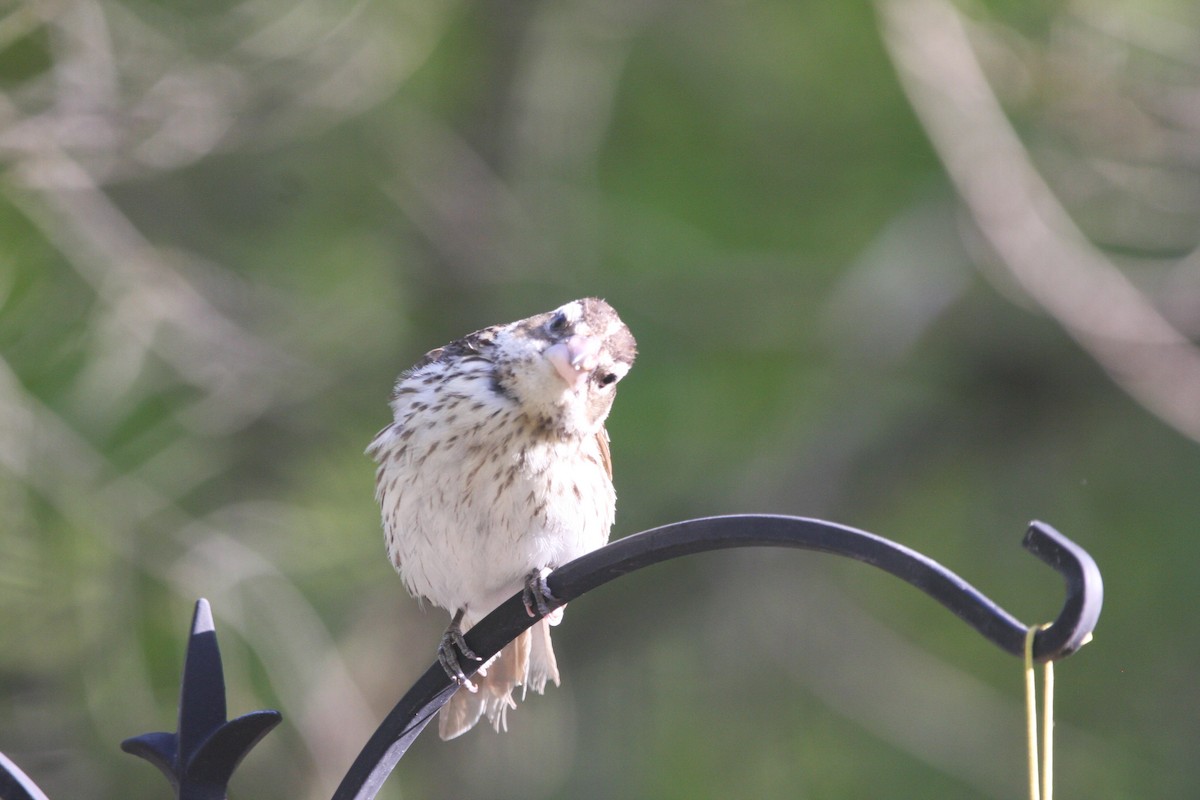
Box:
[494,298,637,437]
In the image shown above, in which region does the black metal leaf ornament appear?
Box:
[120,599,282,800]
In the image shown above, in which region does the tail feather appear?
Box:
[438,617,562,740]
[526,615,560,696]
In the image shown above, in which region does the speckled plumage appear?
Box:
[367,298,636,738]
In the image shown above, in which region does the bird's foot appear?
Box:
[438,613,482,692]
[522,567,560,618]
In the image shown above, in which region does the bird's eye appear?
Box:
[547,312,569,335]
[598,373,618,387]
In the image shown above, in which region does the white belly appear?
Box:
[372,405,615,624]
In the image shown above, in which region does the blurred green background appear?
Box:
[2,0,1198,797]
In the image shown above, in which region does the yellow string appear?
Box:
[1043,652,1054,800]
[1024,627,1039,800]
[1024,625,1054,800]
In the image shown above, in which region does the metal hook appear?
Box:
[332,514,1103,800]
[1019,520,1104,660]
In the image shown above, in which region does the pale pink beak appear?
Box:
[545,334,601,390]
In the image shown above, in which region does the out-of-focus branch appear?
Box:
[381,0,660,291]
[9,150,313,432]
[879,0,1200,443]
[0,353,377,800]
[0,0,439,432]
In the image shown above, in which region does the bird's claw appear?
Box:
[522,567,559,618]
[438,620,482,692]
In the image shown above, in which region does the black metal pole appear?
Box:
[331,514,1103,800]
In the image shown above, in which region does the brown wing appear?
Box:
[595,427,613,481]
[402,325,500,375]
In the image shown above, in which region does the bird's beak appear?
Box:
[545,335,601,391]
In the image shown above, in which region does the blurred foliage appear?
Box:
[2,0,1200,798]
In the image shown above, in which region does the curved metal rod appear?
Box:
[331,514,1103,800]
[0,752,51,800]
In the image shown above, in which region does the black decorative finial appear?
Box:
[121,599,282,800]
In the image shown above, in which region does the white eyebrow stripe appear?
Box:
[558,301,584,324]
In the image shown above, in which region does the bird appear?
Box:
[366,297,637,739]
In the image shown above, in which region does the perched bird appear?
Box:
[367,298,637,739]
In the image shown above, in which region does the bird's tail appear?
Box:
[438,612,562,740]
